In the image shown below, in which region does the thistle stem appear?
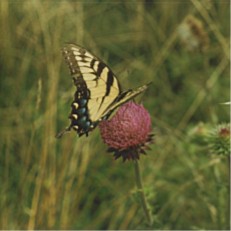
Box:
[134,160,153,227]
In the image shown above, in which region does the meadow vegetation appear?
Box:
[0,0,230,229]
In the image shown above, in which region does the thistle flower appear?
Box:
[207,123,230,156]
[99,102,153,161]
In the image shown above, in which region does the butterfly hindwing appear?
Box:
[57,44,149,138]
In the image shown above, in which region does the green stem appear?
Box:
[134,160,153,227]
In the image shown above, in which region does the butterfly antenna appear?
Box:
[55,126,71,139]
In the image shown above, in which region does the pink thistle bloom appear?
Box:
[99,102,154,161]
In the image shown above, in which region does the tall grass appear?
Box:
[0,0,229,229]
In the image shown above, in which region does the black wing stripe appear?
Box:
[90,58,96,69]
[96,62,106,77]
[95,70,115,113]
[106,70,114,96]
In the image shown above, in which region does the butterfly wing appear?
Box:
[56,44,150,138]
[61,44,121,136]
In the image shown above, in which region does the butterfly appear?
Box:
[56,44,150,138]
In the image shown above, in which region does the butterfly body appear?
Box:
[56,44,150,138]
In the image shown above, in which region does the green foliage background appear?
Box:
[0,0,229,230]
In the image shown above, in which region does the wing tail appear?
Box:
[55,126,72,139]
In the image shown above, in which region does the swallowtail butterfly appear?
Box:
[56,44,150,138]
